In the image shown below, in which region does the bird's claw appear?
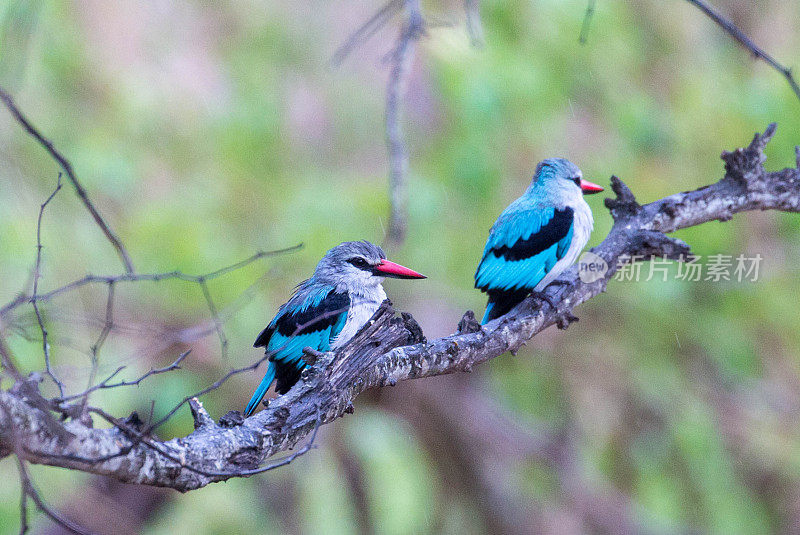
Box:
[530,290,558,311]
[302,347,325,365]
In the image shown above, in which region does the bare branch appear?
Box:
[54,350,191,404]
[199,278,228,360]
[0,245,302,318]
[464,0,484,47]
[384,0,425,247]
[18,462,27,535]
[31,174,65,396]
[579,0,597,44]
[0,87,135,273]
[684,0,800,103]
[331,0,403,66]
[16,458,93,535]
[1,125,798,492]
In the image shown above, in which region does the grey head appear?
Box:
[529,158,583,200]
[526,158,603,206]
[311,240,425,294]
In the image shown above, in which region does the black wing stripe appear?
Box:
[253,325,275,348]
[254,290,350,348]
[273,291,350,338]
[490,207,574,262]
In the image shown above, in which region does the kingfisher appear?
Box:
[474,158,604,323]
[244,240,425,417]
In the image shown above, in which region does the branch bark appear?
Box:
[1,125,798,492]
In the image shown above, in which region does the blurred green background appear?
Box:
[1,0,799,533]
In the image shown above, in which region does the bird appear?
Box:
[474,158,603,323]
[244,240,426,417]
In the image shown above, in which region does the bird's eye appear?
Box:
[571,176,581,186]
[347,257,370,269]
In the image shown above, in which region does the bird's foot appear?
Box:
[219,410,245,428]
[302,346,325,366]
[530,290,558,311]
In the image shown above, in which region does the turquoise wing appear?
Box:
[475,207,574,292]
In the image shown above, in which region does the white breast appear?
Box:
[331,285,387,349]
[534,198,594,291]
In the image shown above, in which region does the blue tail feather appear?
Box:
[244,362,276,417]
[481,302,494,324]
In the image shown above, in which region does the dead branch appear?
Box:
[331,0,403,66]
[0,87,135,274]
[1,124,797,492]
[31,173,65,397]
[684,0,800,103]
[579,0,597,44]
[385,0,424,247]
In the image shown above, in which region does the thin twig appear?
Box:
[0,87,135,273]
[331,0,403,66]
[16,458,93,535]
[384,0,424,247]
[0,245,302,317]
[579,0,597,44]
[18,472,27,535]
[92,282,116,356]
[79,281,115,413]
[1,245,298,413]
[464,0,484,47]
[31,174,65,396]
[54,350,191,403]
[199,277,227,360]
[0,322,24,381]
[684,0,800,103]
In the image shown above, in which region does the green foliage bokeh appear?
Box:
[1,0,799,533]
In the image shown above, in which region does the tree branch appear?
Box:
[684,0,800,103]
[464,0,484,47]
[0,87,136,274]
[579,0,597,44]
[384,0,424,247]
[30,173,65,396]
[16,457,93,535]
[1,125,798,492]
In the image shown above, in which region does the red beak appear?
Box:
[373,259,426,279]
[580,179,604,195]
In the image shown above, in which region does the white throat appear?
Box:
[534,196,594,290]
[330,283,387,349]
